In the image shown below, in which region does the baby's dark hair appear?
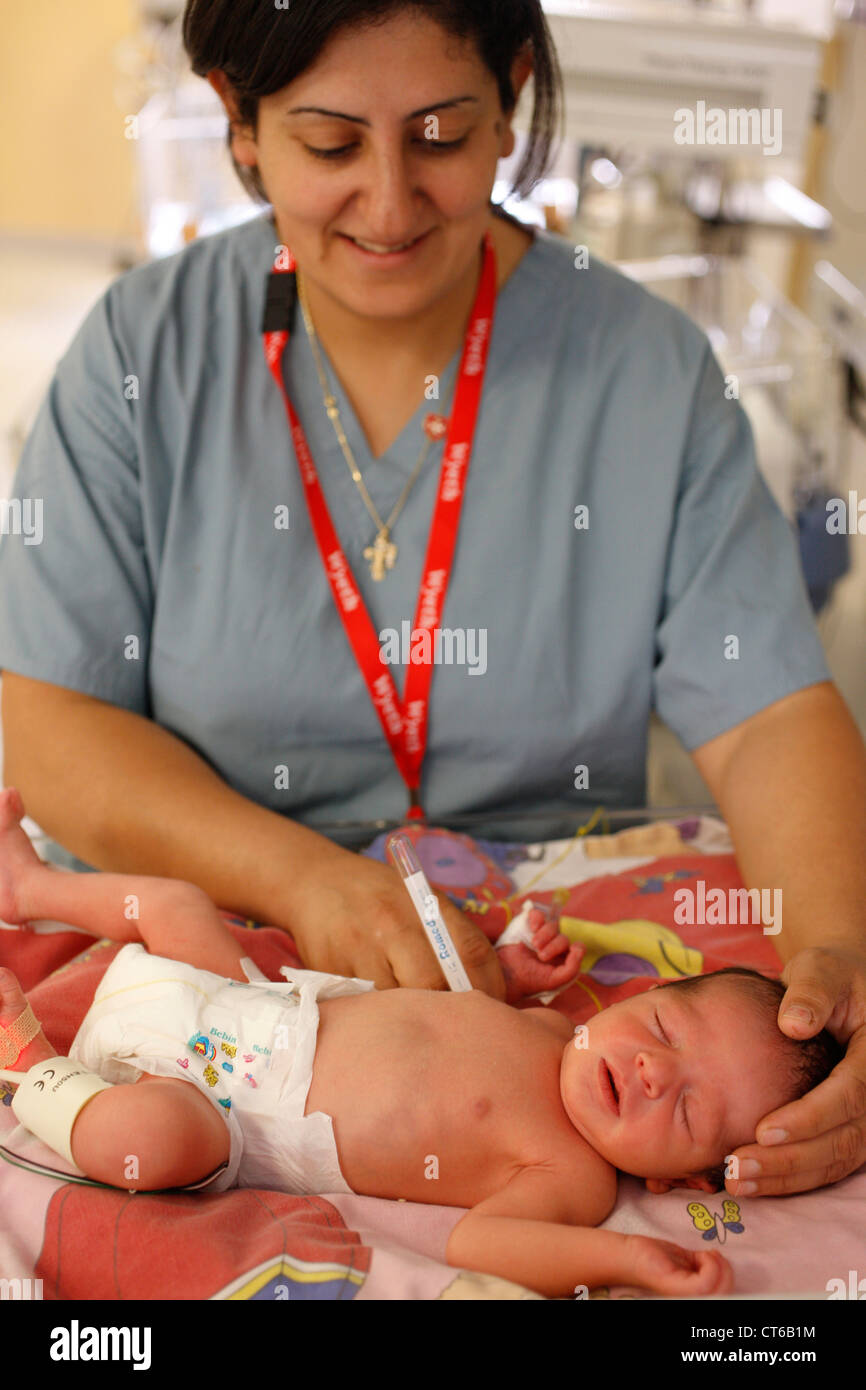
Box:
[659,966,843,1189]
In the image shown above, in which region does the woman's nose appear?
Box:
[351,139,424,236]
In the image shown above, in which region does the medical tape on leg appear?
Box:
[0,1056,113,1167]
[0,1002,41,1068]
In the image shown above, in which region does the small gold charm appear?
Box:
[364,528,398,581]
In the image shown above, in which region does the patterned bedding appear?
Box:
[1,814,863,1301]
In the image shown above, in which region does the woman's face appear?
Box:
[210,9,531,320]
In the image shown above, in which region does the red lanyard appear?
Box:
[262,234,497,821]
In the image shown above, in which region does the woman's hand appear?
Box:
[283,839,506,998]
[625,1235,734,1297]
[727,945,866,1197]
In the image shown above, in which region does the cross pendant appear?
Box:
[364,529,398,582]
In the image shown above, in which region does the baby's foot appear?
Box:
[0,967,56,1079]
[0,787,44,924]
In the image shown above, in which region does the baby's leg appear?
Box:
[70,1073,231,1192]
[1,965,228,1191]
[0,787,249,979]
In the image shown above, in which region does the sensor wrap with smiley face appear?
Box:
[0,1057,113,1167]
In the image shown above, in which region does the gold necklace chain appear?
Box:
[296,269,452,581]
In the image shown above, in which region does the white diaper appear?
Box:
[69,943,375,1195]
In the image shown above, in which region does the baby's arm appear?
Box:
[69,1074,231,1192]
[446,1167,733,1299]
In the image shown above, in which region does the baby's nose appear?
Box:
[637,1050,677,1096]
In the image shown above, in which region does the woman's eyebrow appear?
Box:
[284,96,480,123]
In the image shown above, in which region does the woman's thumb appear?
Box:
[778,957,834,1037]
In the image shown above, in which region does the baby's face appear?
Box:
[559,981,782,1181]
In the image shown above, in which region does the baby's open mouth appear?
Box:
[600,1059,620,1115]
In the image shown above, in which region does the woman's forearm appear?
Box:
[715,683,866,965]
[1,674,343,927]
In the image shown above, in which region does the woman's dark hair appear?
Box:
[661,966,844,1189]
[182,0,563,205]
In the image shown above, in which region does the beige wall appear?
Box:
[0,0,140,242]
[815,24,866,295]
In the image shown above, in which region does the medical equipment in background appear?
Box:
[811,259,866,435]
[114,10,258,259]
[805,259,866,601]
[615,253,850,611]
[542,0,825,160]
[511,2,849,614]
[502,0,832,247]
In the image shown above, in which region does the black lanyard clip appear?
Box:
[262,270,298,335]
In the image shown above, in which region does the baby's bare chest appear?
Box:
[307,992,590,1205]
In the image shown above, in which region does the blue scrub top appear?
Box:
[0,210,830,845]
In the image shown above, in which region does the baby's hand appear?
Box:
[499,908,584,1004]
[624,1234,734,1297]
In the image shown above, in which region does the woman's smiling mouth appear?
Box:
[339,230,432,261]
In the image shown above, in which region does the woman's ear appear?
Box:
[499,45,535,159]
[207,70,259,169]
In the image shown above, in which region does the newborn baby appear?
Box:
[0,789,840,1299]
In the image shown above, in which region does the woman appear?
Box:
[1,1,865,1202]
